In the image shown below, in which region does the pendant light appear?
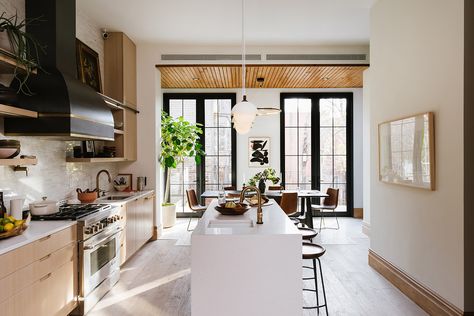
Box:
[231,0,257,134]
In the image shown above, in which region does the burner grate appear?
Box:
[31,204,107,221]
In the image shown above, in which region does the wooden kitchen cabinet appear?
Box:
[120,193,155,265]
[104,32,137,109]
[0,225,78,316]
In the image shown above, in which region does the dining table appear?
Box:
[200,189,328,228]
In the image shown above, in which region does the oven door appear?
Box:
[81,229,122,297]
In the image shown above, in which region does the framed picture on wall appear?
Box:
[76,39,102,93]
[249,137,270,167]
[115,173,133,191]
[378,112,435,190]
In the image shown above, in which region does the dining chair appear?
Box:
[224,186,241,198]
[185,189,207,232]
[311,188,340,231]
[268,185,284,191]
[224,186,236,190]
[280,192,299,217]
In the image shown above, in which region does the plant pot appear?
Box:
[162,204,176,228]
[258,179,266,194]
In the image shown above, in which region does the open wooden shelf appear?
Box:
[0,104,38,118]
[0,48,37,74]
[66,157,129,163]
[0,158,37,166]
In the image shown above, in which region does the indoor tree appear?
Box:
[160,111,205,207]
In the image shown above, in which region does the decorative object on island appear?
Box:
[247,168,280,194]
[0,12,45,95]
[76,38,102,93]
[231,0,257,134]
[160,111,205,227]
[248,137,270,167]
[115,173,132,191]
[379,112,435,190]
[0,139,20,158]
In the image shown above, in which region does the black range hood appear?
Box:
[4,0,114,141]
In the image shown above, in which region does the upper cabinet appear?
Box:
[104,32,137,109]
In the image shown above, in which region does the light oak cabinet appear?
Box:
[0,225,78,316]
[104,32,137,109]
[119,193,155,265]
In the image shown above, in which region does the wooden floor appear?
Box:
[88,217,427,316]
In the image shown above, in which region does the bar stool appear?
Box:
[302,242,328,314]
[299,227,317,242]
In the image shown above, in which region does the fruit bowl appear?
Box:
[215,202,251,215]
[0,216,28,240]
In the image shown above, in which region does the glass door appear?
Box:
[281,93,353,215]
[163,93,237,214]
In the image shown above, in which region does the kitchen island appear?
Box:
[191,199,302,316]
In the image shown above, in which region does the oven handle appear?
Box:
[84,227,123,251]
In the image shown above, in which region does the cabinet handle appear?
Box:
[40,273,52,282]
[39,235,51,242]
[39,254,51,261]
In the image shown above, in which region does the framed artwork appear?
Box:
[249,137,270,167]
[115,174,133,191]
[378,112,435,190]
[76,39,102,92]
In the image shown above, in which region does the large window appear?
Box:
[164,93,237,213]
[281,93,353,215]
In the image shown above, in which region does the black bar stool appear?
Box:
[299,227,317,242]
[302,242,328,314]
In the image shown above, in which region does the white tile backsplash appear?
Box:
[0,0,117,209]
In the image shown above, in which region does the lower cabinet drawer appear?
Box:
[0,242,76,304]
[33,225,77,261]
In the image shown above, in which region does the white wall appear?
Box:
[162,87,364,208]
[369,0,464,309]
[362,68,371,233]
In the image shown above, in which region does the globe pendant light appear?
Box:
[231,0,257,134]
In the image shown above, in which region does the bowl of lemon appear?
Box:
[0,214,28,239]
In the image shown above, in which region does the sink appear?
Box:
[101,196,129,201]
[208,219,254,229]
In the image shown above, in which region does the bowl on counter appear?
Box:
[77,192,98,204]
[0,214,28,240]
[0,139,20,159]
[215,202,251,215]
[114,184,128,192]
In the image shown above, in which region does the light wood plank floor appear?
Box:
[88,217,427,316]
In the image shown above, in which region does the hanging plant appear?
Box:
[0,12,45,95]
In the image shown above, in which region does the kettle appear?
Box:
[137,176,147,191]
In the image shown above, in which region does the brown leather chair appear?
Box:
[268,185,284,191]
[224,186,236,190]
[280,192,299,216]
[186,189,207,231]
[311,188,340,231]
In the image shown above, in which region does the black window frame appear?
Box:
[163,93,237,210]
[280,92,354,217]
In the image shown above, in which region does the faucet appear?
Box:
[239,186,263,224]
[96,169,112,197]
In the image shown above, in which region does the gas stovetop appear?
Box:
[31,204,111,221]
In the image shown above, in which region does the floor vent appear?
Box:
[161,54,262,61]
[266,54,367,61]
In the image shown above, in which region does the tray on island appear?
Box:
[215,202,251,215]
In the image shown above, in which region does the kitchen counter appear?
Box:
[191,199,302,316]
[0,220,76,255]
[95,190,154,204]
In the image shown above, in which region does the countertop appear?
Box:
[95,190,154,205]
[0,220,76,256]
[192,199,300,236]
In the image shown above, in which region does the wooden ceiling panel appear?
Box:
[157,65,368,89]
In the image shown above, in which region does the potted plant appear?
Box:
[0,12,45,96]
[248,168,280,193]
[160,111,205,228]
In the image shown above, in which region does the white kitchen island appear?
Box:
[191,199,302,316]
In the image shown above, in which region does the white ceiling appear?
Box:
[77,0,374,46]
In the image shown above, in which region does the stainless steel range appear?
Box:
[33,204,123,315]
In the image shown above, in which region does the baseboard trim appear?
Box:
[151,225,161,241]
[353,208,363,218]
[362,221,370,236]
[368,249,463,316]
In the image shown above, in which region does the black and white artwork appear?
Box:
[249,137,270,167]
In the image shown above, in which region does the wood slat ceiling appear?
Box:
[157,65,368,89]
